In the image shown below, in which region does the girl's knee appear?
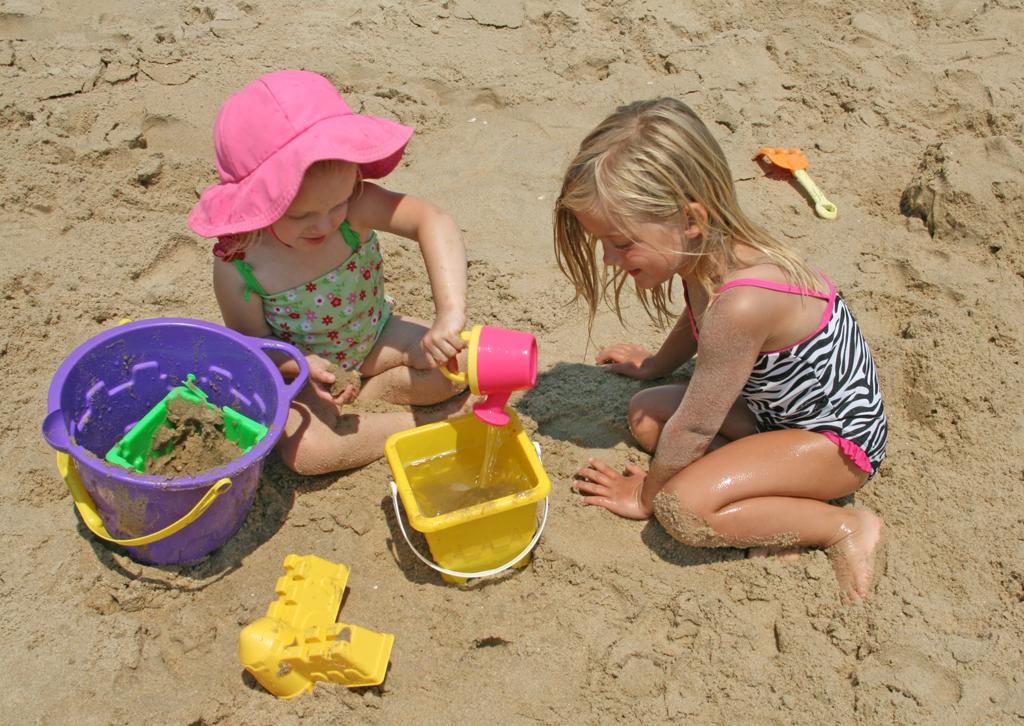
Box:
[280,411,384,474]
[423,348,469,399]
[413,365,464,402]
[278,419,351,476]
[628,393,660,451]
[627,400,648,435]
[278,435,324,476]
[652,489,722,548]
[282,436,366,476]
[280,451,312,476]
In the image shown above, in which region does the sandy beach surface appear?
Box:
[4,0,1023,723]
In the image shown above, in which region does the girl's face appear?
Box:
[574,207,689,289]
[270,163,358,250]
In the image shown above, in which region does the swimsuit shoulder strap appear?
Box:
[715,273,837,333]
[231,259,269,302]
[689,273,836,338]
[716,275,832,300]
[232,223,365,302]
[340,220,362,253]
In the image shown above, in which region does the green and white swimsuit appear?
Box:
[231,221,392,370]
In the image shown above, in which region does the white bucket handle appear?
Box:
[388,441,550,580]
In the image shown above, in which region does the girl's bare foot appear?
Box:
[747,546,803,563]
[825,509,884,604]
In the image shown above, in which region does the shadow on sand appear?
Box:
[518,361,689,449]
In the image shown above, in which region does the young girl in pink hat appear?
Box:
[189,70,470,474]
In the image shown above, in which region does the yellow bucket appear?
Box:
[385,410,551,583]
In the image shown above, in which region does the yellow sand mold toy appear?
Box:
[239,554,395,698]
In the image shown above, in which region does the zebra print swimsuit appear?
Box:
[685,275,887,475]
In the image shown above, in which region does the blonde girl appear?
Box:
[554,98,887,603]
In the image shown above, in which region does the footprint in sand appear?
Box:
[855,646,962,717]
[132,236,209,306]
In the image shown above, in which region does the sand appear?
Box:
[146,397,244,479]
[4,0,1023,723]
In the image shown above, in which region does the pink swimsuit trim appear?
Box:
[684,273,873,474]
[820,431,874,473]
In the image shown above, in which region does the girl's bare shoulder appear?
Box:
[719,259,789,286]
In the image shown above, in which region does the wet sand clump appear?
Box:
[326,363,362,399]
[147,397,243,478]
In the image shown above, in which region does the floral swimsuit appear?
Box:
[231,221,392,370]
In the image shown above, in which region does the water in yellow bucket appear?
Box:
[406,423,529,517]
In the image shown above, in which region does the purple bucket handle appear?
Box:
[252,337,309,404]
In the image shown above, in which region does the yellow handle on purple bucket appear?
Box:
[55,452,233,546]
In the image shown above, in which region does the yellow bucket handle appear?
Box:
[55,452,233,547]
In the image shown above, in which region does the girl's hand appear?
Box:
[572,459,653,520]
[305,355,358,405]
[421,311,467,367]
[596,343,661,379]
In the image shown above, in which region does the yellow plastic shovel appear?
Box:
[754,147,838,220]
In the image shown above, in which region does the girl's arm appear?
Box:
[214,258,272,339]
[640,289,772,507]
[214,260,340,398]
[349,182,467,366]
[575,287,775,519]
[597,310,698,379]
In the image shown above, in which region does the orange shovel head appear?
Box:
[754,147,808,172]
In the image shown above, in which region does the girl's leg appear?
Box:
[278,315,473,474]
[630,384,798,560]
[652,428,883,603]
[358,314,465,405]
[628,383,758,452]
[277,385,471,474]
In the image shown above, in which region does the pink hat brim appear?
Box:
[188,113,413,238]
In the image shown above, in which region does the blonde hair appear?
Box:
[553,98,818,327]
[217,159,362,258]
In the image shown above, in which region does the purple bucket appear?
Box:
[41,318,308,565]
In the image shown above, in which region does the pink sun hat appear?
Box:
[188,70,414,238]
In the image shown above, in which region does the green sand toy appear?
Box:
[105,374,268,473]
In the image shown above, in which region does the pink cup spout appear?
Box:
[473,392,511,426]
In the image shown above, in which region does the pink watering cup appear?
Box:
[441,324,538,426]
